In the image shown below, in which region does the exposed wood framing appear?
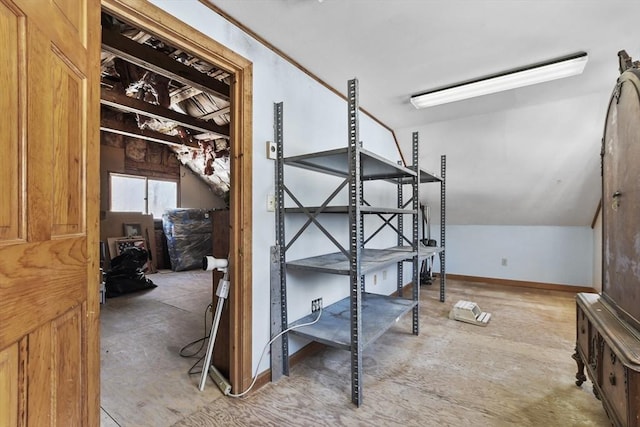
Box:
[100,116,198,148]
[101,31,151,72]
[200,106,230,120]
[100,87,230,137]
[102,28,231,101]
[170,86,202,104]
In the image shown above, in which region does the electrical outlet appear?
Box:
[311,298,323,312]
[501,258,508,267]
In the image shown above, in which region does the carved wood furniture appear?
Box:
[573,51,640,427]
[574,294,640,426]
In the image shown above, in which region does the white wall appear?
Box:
[150,1,405,375]
[179,165,226,210]
[432,225,593,286]
[592,209,602,292]
[396,90,603,290]
[150,1,599,383]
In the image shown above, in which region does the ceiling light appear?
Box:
[410,51,588,109]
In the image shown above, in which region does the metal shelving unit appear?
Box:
[271,78,446,406]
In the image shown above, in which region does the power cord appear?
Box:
[179,302,213,375]
[226,307,324,398]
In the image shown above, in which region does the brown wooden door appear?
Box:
[0,0,100,425]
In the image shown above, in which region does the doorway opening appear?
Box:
[99,1,252,423]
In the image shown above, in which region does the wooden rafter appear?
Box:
[102,28,231,101]
[200,106,231,120]
[100,88,230,137]
[101,31,151,72]
[170,86,202,104]
[100,116,199,148]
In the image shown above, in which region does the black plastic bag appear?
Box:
[106,247,156,297]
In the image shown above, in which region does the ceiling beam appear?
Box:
[100,88,230,138]
[199,106,231,120]
[170,86,203,104]
[101,31,152,72]
[100,116,199,149]
[102,28,230,101]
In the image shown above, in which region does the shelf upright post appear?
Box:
[411,132,420,335]
[273,102,289,375]
[439,155,446,303]
[359,141,366,293]
[347,78,363,407]
[396,161,404,297]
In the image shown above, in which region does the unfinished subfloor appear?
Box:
[100,270,609,426]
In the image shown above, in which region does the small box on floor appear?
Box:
[449,300,491,326]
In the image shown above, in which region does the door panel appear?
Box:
[0,0,100,425]
[0,343,20,426]
[0,1,22,243]
[52,50,84,236]
[27,307,85,426]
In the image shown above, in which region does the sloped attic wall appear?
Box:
[397,87,609,287]
[150,0,407,375]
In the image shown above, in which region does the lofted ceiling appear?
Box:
[205,0,640,226]
[100,12,231,195]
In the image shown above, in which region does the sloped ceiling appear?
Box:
[206,0,640,225]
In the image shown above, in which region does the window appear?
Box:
[110,173,177,218]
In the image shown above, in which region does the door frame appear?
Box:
[101,0,253,392]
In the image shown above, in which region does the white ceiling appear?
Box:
[207,0,640,226]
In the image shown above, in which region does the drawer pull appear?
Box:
[581,326,586,334]
[609,372,616,386]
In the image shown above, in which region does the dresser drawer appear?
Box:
[577,306,590,359]
[601,341,628,425]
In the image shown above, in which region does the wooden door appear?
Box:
[0,0,100,425]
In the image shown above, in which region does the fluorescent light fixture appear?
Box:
[410,51,588,109]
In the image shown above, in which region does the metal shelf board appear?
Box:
[288,292,417,351]
[417,244,445,258]
[396,168,443,184]
[286,247,418,275]
[284,147,416,181]
[284,206,414,214]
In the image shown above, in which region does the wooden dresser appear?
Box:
[574,294,640,426]
[573,51,640,427]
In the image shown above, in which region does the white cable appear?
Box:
[226,307,323,398]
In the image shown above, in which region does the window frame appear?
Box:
[109,172,179,218]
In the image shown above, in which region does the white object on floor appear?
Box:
[449,300,491,326]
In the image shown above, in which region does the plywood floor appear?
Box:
[101,271,609,426]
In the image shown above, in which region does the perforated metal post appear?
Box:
[274,102,289,375]
[397,161,404,297]
[411,132,420,335]
[347,78,363,407]
[269,245,283,381]
[439,155,446,303]
[359,142,365,293]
